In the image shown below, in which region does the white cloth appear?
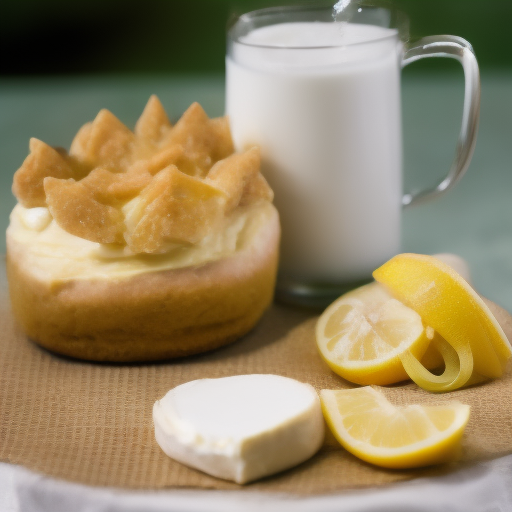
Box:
[1,455,511,512]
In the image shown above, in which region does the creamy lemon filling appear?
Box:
[7,202,275,283]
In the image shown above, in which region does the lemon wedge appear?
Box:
[373,253,511,392]
[315,282,432,385]
[320,387,470,469]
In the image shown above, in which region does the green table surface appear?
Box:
[1,72,511,311]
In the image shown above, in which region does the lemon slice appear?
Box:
[373,254,511,391]
[320,387,470,469]
[316,282,432,385]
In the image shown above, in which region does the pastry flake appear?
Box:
[124,166,226,253]
[12,96,273,254]
[206,147,260,213]
[77,109,136,170]
[240,172,274,206]
[13,138,81,208]
[81,167,153,203]
[44,177,125,245]
[134,95,172,143]
[161,103,234,177]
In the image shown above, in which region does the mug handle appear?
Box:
[401,36,480,207]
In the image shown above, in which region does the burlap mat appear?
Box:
[1,266,511,495]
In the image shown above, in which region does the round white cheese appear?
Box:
[153,374,325,484]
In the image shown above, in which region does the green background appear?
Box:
[2,0,511,75]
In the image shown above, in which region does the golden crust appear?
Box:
[7,206,280,362]
[44,176,126,244]
[12,138,83,208]
[124,165,226,252]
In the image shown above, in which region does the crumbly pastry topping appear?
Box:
[12,96,273,254]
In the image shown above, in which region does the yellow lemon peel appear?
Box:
[373,253,511,392]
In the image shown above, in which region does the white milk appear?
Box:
[226,22,402,284]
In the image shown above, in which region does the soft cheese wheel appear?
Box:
[153,374,325,484]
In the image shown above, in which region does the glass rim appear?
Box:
[228,4,405,51]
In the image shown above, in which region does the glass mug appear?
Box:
[226,5,480,307]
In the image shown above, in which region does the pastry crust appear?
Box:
[7,206,279,362]
[8,97,279,362]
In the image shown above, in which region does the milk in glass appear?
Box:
[226,22,402,285]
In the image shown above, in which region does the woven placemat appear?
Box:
[1,267,511,495]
